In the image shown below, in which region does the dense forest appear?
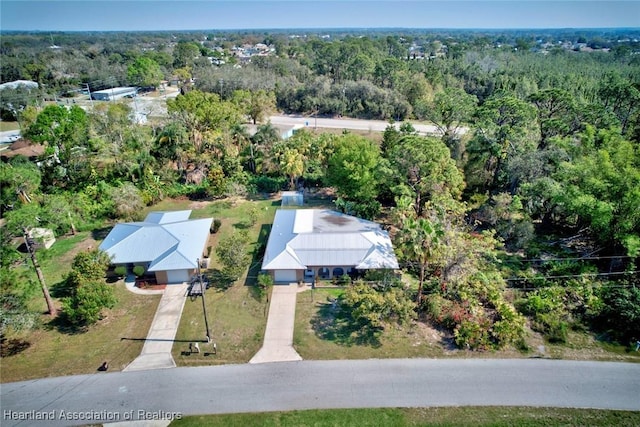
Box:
[1,28,639,350]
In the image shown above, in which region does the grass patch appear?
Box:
[1,282,160,383]
[0,121,20,131]
[311,126,384,144]
[172,196,279,365]
[171,407,640,427]
[294,289,450,360]
[295,288,640,362]
[38,232,92,283]
[172,282,268,365]
[2,225,160,383]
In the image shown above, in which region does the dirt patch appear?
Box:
[61,236,98,264]
[411,321,459,352]
[188,200,213,210]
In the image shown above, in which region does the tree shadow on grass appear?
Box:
[311,300,382,348]
[205,269,235,291]
[49,276,78,298]
[244,224,271,302]
[207,200,232,215]
[232,221,252,230]
[1,337,31,357]
[45,315,89,335]
[92,227,112,241]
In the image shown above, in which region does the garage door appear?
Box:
[166,270,190,284]
[274,270,298,283]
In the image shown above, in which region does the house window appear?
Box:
[319,267,330,279]
[332,267,344,277]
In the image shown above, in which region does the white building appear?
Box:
[262,209,399,283]
[91,87,138,101]
[99,211,213,284]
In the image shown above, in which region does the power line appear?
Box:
[505,270,638,282]
[508,255,636,263]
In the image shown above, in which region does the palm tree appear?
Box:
[23,229,56,317]
[280,148,305,190]
[396,217,443,304]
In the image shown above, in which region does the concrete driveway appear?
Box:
[249,283,307,363]
[123,283,189,371]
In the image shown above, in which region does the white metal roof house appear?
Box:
[99,210,213,284]
[91,86,138,101]
[262,209,399,283]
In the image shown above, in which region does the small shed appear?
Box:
[281,191,304,206]
[29,228,56,249]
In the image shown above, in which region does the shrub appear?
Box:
[334,274,352,286]
[210,219,222,234]
[114,266,126,277]
[257,273,274,300]
[225,181,248,198]
[132,265,145,277]
[491,302,526,347]
[540,313,569,343]
[216,230,251,280]
[62,281,117,326]
[454,318,492,350]
[596,282,640,343]
[61,250,117,327]
[250,175,286,193]
[248,207,259,226]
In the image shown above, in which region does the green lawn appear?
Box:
[294,288,640,362]
[1,282,160,382]
[294,288,452,360]
[172,196,280,365]
[171,407,640,427]
[2,226,160,383]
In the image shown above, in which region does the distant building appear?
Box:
[91,87,138,101]
[0,139,45,161]
[0,80,38,91]
[244,123,303,140]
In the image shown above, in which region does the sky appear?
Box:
[1,1,639,32]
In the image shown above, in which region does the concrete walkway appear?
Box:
[249,283,308,364]
[124,283,189,372]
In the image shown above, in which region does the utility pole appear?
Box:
[82,83,94,110]
[23,228,56,317]
[196,259,211,343]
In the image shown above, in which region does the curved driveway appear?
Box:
[2,359,639,426]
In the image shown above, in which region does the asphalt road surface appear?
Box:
[268,115,452,136]
[2,359,639,426]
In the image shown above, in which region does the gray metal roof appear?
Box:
[99,211,212,272]
[262,209,398,271]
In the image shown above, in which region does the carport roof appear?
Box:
[261,209,398,271]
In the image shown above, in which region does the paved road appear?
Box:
[2,359,639,426]
[0,130,21,144]
[268,115,463,136]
